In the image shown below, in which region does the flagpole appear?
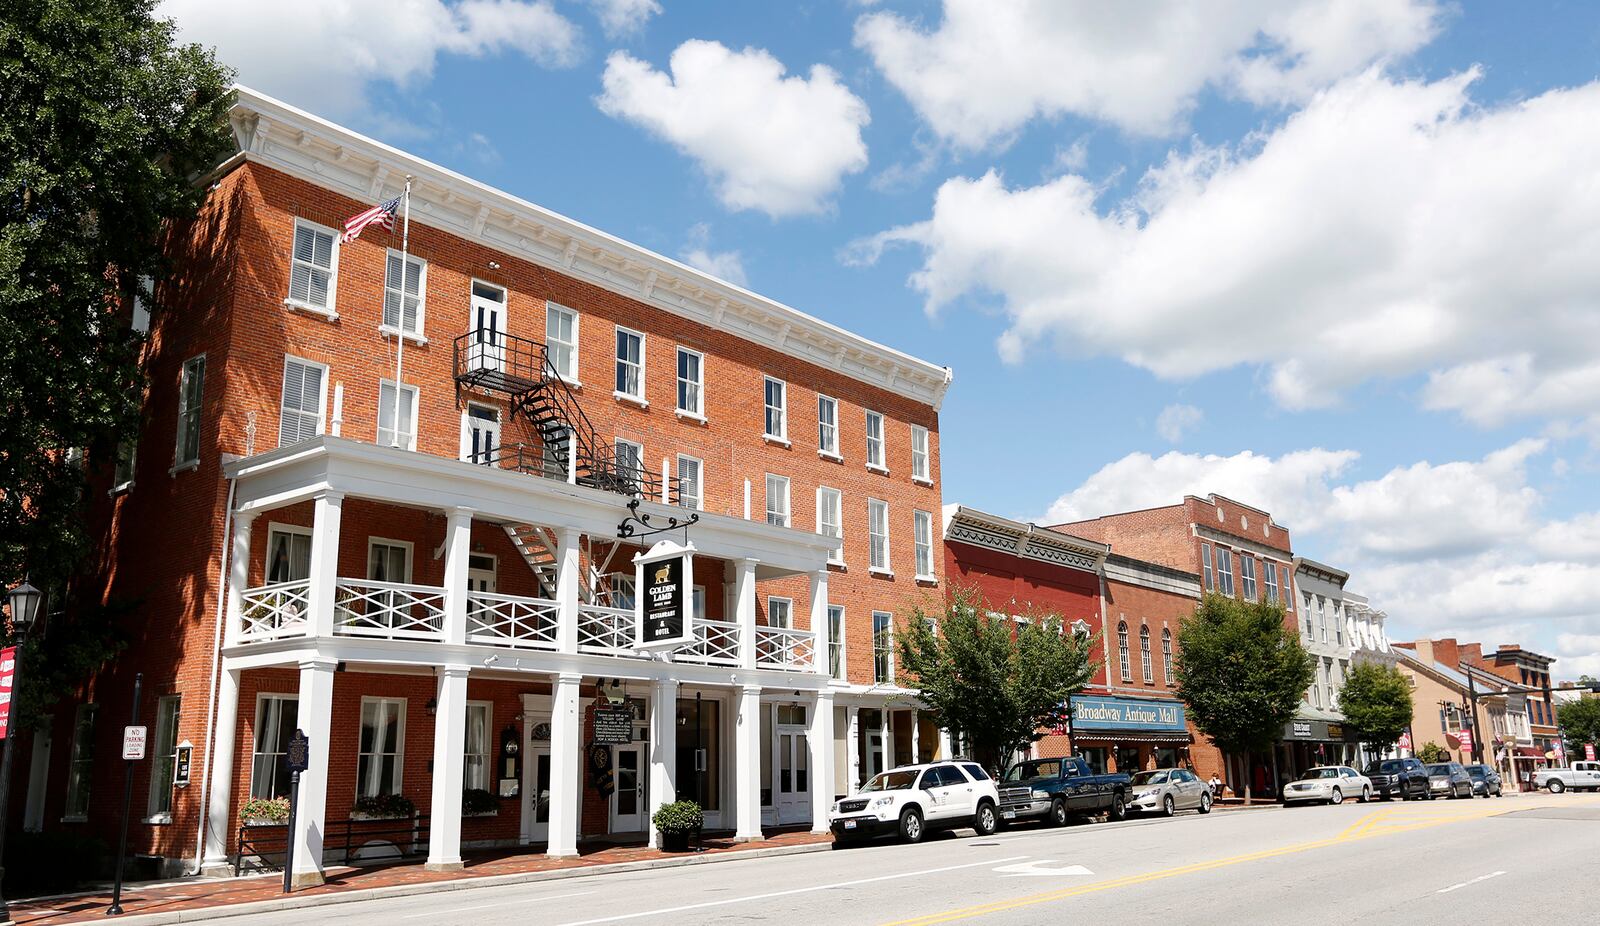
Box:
[391,176,413,448]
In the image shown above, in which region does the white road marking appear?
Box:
[1437,871,1507,894]
[402,889,593,918]
[552,855,1029,926]
[992,860,1093,877]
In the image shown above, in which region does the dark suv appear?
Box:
[1362,757,1430,800]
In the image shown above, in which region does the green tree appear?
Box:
[1416,741,1449,764]
[1558,698,1600,756]
[896,586,1098,773]
[0,1,232,601]
[1338,662,1415,754]
[1173,593,1314,801]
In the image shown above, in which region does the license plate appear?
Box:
[843,820,857,829]
[1001,810,1016,819]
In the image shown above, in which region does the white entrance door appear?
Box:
[469,281,506,372]
[776,728,810,824]
[525,743,552,843]
[610,744,648,833]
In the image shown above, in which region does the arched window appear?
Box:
[1162,628,1174,684]
[1140,625,1153,683]
[1117,621,1131,681]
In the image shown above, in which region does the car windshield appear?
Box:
[1427,764,1451,775]
[1130,771,1170,785]
[1466,767,1487,779]
[861,770,919,792]
[1004,760,1061,782]
[1302,768,1340,779]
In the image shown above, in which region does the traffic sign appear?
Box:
[122,725,148,760]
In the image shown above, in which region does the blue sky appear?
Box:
[161,1,1600,676]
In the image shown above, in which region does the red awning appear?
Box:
[1514,746,1544,757]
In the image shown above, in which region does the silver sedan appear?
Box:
[1126,768,1213,816]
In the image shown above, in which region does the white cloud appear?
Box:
[679,223,747,287]
[597,41,870,217]
[586,0,660,39]
[854,0,1441,147]
[862,71,1600,426]
[1155,404,1203,443]
[160,0,581,116]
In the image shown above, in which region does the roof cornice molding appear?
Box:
[943,505,1108,574]
[227,87,953,410]
[1292,556,1350,585]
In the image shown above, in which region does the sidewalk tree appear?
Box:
[1337,662,1414,754]
[1557,698,1600,755]
[0,1,232,602]
[1173,593,1314,802]
[896,586,1098,774]
[1416,742,1449,764]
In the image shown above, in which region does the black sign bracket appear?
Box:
[617,498,699,540]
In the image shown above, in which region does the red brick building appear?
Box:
[10,87,952,885]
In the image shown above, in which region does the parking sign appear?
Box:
[122,725,148,760]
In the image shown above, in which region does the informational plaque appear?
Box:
[594,706,634,745]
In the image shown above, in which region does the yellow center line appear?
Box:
[878,798,1590,926]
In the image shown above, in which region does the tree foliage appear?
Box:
[1338,662,1415,752]
[1416,741,1449,764]
[1558,698,1600,754]
[896,586,1098,773]
[0,0,232,596]
[1174,593,1314,798]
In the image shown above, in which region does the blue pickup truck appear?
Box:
[996,756,1132,825]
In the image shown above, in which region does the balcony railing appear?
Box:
[577,603,636,655]
[238,579,311,642]
[334,579,447,641]
[676,618,741,666]
[756,625,817,671]
[466,590,560,649]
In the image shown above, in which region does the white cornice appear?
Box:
[942,504,1108,573]
[227,86,953,410]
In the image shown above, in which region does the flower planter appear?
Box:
[660,830,691,853]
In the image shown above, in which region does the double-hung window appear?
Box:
[615,327,644,401]
[462,403,500,464]
[382,251,425,337]
[676,347,703,417]
[1264,562,1280,604]
[64,703,98,820]
[1140,626,1154,683]
[146,695,181,819]
[817,395,839,456]
[817,487,843,563]
[1303,593,1314,638]
[266,524,312,583]
[865,410,885,470]
[250,695,298,799]
[913,510,934,579]
[464,702,491,792]
[358,698,406,797]
[1240,554,1258,600]
[1333,602,1344,644]
[546,304,578,380]
[872,611,893,683]
[828,605,846,680]
[1200,543,1214,591]
[1317,596,1328,641]
[175,356,205,468]
[287,220,338,314]
[676,454,703,510]
[764,377,787,441]
[765,474,791,527]
[279,357,327,447]
[767,597,791,628]
[1117,622,1131,681]
[1215,549,1235,596]
[1162,629,1174,685]
[377,380,419,450]
[868,498,890,572]
[614,438,644,484]
[911,425,930,482]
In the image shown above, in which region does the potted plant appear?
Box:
[241,797,291,826]
[351,793,416,820]
[462,788,498,817]
[651,800,703,852]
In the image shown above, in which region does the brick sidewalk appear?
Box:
[9,830,832,926]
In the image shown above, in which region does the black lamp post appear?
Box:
[0,580,45,925]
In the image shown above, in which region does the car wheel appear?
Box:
[1199,792,1212,814]
[1549,779,1565,794]
[1161,794,1176,817]
[1049,798,1070,827]
[1330,787,1343,805]
[1360,786,1371,803]
[1109,792,1128,822]
[899,807,925,843]
[973,801,997,837]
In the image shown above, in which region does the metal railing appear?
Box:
[577,603,636,654]
[677,618,741,665]
[238,579,311,641]
[333,579,447,641]
[465,590,560,649]
[755,625,817,671]
[234,814,430,875]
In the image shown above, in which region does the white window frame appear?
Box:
[1162,628,1174,685]
[911,425,931,483]
[377,379,420,451]
[614,437,644,481]
[367,537,415,584]
[865,410,886,471]
[112,440,137,494]
[872,611,894,683]
[144,695,182,822]
[767,596,792,628]
[828,605,846,681]
[817,487,843,564]
[913,509,935,580]
[381,248,427,340]
[675,346,704,419]
[676,454,703,510]
[868,497,891,574]
[614,325,646,405]
[545,303,580,383]
[464,700,493,793]
[1264,561,1280,604]
[763,376,787,443]
[249,694,298,800]
[1200,542,1214,591]
[817,394,839,458]
[278,356,329,448]
[461,402,501,465]
[357,697,407,798]
[1240,554,1258,600]
[265,522,314,584]
[285,218,340,317]
[765,474,791,528]
[1117,622,1132,681]
[1216,548,1235,596]
[1140,625,1154,684]
[173,354,205,472]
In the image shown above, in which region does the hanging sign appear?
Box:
[1457,728,1473,755]
[0,646,15,741]
[634,539,695,649]
[174,741,194,788]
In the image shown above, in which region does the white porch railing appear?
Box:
[676,618,740,665]
[238,580,311,641]
[755,625,817,671]
[466,591,560,649]
[577,604,636,655]
[333,579,447,641]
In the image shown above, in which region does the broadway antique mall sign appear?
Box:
[634,539,695,648]
[1068,696,1188,733]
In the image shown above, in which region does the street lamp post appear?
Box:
[0,581,45,926]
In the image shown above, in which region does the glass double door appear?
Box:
[775,728,810,823]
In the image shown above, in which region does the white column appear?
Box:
[306,492,344,637]
[809,692,835,834]
[910,709,921,765]
[546,672,583,858]
[938,727,954,761]
[810,570,830,678]
[647,678,679,848]
[200,666,242,874]
[425,666,470,871]
[879,708,891,771]
[289,658,337,888]
[735,559,758,669]
[555,527,581,655]
[224,511,257,645]
[846,706,860,790]
[734,684,763,841]
[441,508,473,646]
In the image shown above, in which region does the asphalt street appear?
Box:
[233,792,1600,926]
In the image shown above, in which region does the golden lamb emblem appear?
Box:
[654,564,671,584]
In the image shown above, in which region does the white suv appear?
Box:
[828,760,1000,845]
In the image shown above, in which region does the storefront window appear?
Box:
[1079,747,1108,775]
[1154,747,1180,769]
[1116,746,1143,774]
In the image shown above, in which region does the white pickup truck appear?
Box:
[1534,760,1600,793]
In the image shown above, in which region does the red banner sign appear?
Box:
[1457,729,1473,755]
[1586,743,1595,761]
[0,646,16,740]
[1398,732,1411,750]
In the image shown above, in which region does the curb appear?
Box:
[36,841,832,926]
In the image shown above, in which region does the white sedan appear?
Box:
[1282,766,1372,805]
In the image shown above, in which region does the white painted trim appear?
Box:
[382,247,428,339]
[367,536,416,584]
[287,217,341,316]
[545,301,580,382]
[762,376,787,442]
[613,324,646,402]
[357,696,408,797]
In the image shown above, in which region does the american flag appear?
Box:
[342,196,401,243]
